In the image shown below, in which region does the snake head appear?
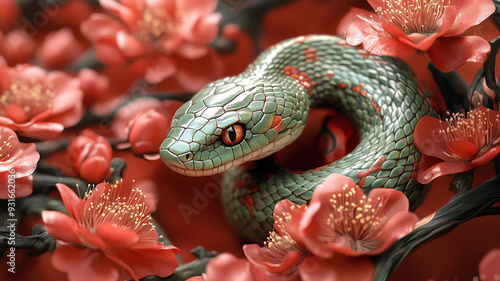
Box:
[159,77,309,176]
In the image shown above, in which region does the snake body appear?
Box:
[160,35,435,241]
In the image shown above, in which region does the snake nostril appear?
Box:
[180,152,193,162]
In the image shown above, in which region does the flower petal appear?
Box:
[446,140,480,159]
[446,0,496,36]
[52,246,121,281]
[371,211,418,255]
[41,210,81,245]
[95,222,140,248]
[428,36,491,73]
[417,160,473,184]
[95,37,127,65]
[143,55,177,84]
[363,35,416,57]
[106,245,180,279]
[186,13,221,44]
[414,116,450,161]
[366,188,410,218]
[342,8,382,46]
[202,253,254,281]
[116,30,147,58]
[472,146,500,167]
[80,14,124,42]
[243,243,303,275]
[55,183,83,219]
[299,255,374,281]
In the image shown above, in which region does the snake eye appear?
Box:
[221,124,244,146]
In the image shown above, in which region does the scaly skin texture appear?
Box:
[160,35,435,242]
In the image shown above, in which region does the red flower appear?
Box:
[0,64,83,140]
[242,175,388,281]
[0,28,37,66]
[68,129,113,183]
[80,0,223,89]
[112,98,182,156]
[38,28,84,69]
[414,107,500,184]
[479,249,500,281]
[42,182,179,281]
[0,126,40,199]
[296,173,417,258]
[243,200,308,280]
[338,0,495,72]
[76,68,110,108]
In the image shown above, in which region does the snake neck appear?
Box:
[244,35,426,139]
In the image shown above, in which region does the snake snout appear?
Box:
[159,137,192,169]
[159,148,185,168]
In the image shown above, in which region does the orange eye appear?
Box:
[221,124,244,146]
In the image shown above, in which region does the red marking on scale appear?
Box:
[369,101,382,119]
[303,46,319,63]
[357,157,386,187]
[352,83,366,94]
[233,176,248,191]
[248,183,260,193]
[411,160,419,180]
[324,72,335,78]
[284,65,313,96]
[272,116,283,132]
[241,194,255,215]
[337,83,347,89]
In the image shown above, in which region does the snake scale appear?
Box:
[160,35,435,241]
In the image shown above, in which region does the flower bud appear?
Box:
[128,109,169,155]
[69,129,112,182]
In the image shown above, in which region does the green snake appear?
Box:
[160,35,435,241]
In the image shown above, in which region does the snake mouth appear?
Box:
[165,162,239,177]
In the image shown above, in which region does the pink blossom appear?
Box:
[38,28,84,69]
[0,64,83,140]
[296,173,418,258]
[338,0,495,72]
[80,0,223,90]
[415,107,500,184]
[42,182,179,281]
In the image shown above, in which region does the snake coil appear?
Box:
[160,35,435,241]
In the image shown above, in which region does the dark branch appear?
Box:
[373,175,500,280]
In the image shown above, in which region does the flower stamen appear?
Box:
[0,78,55,123]
[375,0,451,35]
[438,109,500,159]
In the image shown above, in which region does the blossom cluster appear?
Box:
[191,173,419,281]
